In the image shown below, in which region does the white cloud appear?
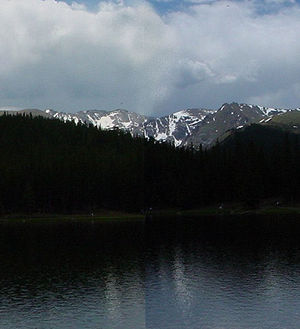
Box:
[1,0,300,114]
[0,0,176,113]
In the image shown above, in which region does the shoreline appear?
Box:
[0,210,145,223]
[150,204,300,218]
[0,204,300,223]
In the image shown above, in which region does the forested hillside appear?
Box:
[0,114,299,215]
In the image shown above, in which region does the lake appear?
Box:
[1,216,300,328]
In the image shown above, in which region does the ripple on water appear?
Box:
[1,218,300,328]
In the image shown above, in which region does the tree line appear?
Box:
[0,114,299,214]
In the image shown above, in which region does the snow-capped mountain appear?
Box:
[3,102,300,148]
[45,109,148,136]
[143,109,214,147]
[44,107,215,147]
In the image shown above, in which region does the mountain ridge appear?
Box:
[1,102,300,147]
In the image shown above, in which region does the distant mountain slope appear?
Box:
[219,124,298,150]
[0,108,50,118]
[184,103,298,147]
[260,111,300,134]
[2,103,300,147]
[215,110,300,148]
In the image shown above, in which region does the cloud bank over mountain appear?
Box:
[1,0,300,114]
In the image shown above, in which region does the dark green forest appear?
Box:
[0,114,299,215]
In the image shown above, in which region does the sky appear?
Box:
[1,0,300,115]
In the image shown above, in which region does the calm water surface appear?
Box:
[1,216,300,328]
